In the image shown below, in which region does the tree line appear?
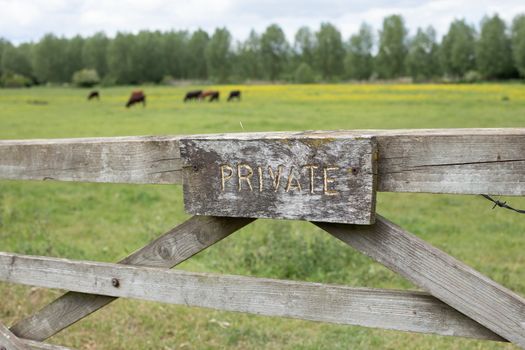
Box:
[1,13,525,86]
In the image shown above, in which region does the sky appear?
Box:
[1,0,525,44]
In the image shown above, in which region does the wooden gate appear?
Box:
[0,129,524,349]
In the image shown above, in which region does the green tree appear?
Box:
[260,24,289,80]
[33,33,68,83]
[132,31,165,83]
[108,31,168,83]
[17,43,35,79]
[163,30,189,79]
[405,26,440,81]
[236,30,262,80]
[0,38,11,77]
[107,32,135,84]
[65,35,85,81]
[345,23,374,80]
[82,32,109,77]
[477,15,514,79]
[294,26,315,67]
[205,28,232,82]
[187,29,209,79]
[314,23,345,80]
[72,68,100,87]
[511,14,525,78]
[376,15,408,78]
[2,43,34,80]
[440,19,477,78]
[294,62,315,83]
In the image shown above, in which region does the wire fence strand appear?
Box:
[481,194,525,214]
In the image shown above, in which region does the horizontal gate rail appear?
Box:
[0,252,502,341]
[1,129,525,195]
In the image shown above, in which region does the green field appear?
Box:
[1,84,524,349]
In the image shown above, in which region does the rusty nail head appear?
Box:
[111,278,120,288]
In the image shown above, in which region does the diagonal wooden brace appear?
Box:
[1,321,74,349]
[316,215,525,349]
[22,339,74,350]
[9,216,254,341]
[0,322,29,350]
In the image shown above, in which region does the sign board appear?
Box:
[180,133,377,224]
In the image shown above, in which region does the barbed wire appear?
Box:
[481,194,525,214]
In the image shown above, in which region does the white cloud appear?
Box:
[0,0,524,44]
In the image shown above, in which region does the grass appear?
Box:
[1,83,525,349]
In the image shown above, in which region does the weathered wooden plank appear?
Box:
[375,130,525,195]
[316,215,525,348]
[0,136,181,184]
[0,252,503,341]
[0,322,29,350]
[9,216,253,341]
[1,129,525,195]
[1,323,71,350]
[180,133,377,224]
[23,340,73,350]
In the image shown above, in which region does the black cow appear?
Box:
[184,90,203,102]
[126,91,146,108]
[87,91,100,101]
[227,90,241,102]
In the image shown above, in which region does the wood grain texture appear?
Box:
[375,130,525,195]
[1,317,72,349]
[1,129,525,195]
[0,252,502,341]
[0,322,29,350]
[316,215,525,348]
[9,216,253,341]
[180,133,377,224]
[23,340,73,350]
[0,136,181,184]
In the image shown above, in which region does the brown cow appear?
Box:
[126,90,146,108]
[199,90,219,102]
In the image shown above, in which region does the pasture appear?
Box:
[1,83,525,349]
